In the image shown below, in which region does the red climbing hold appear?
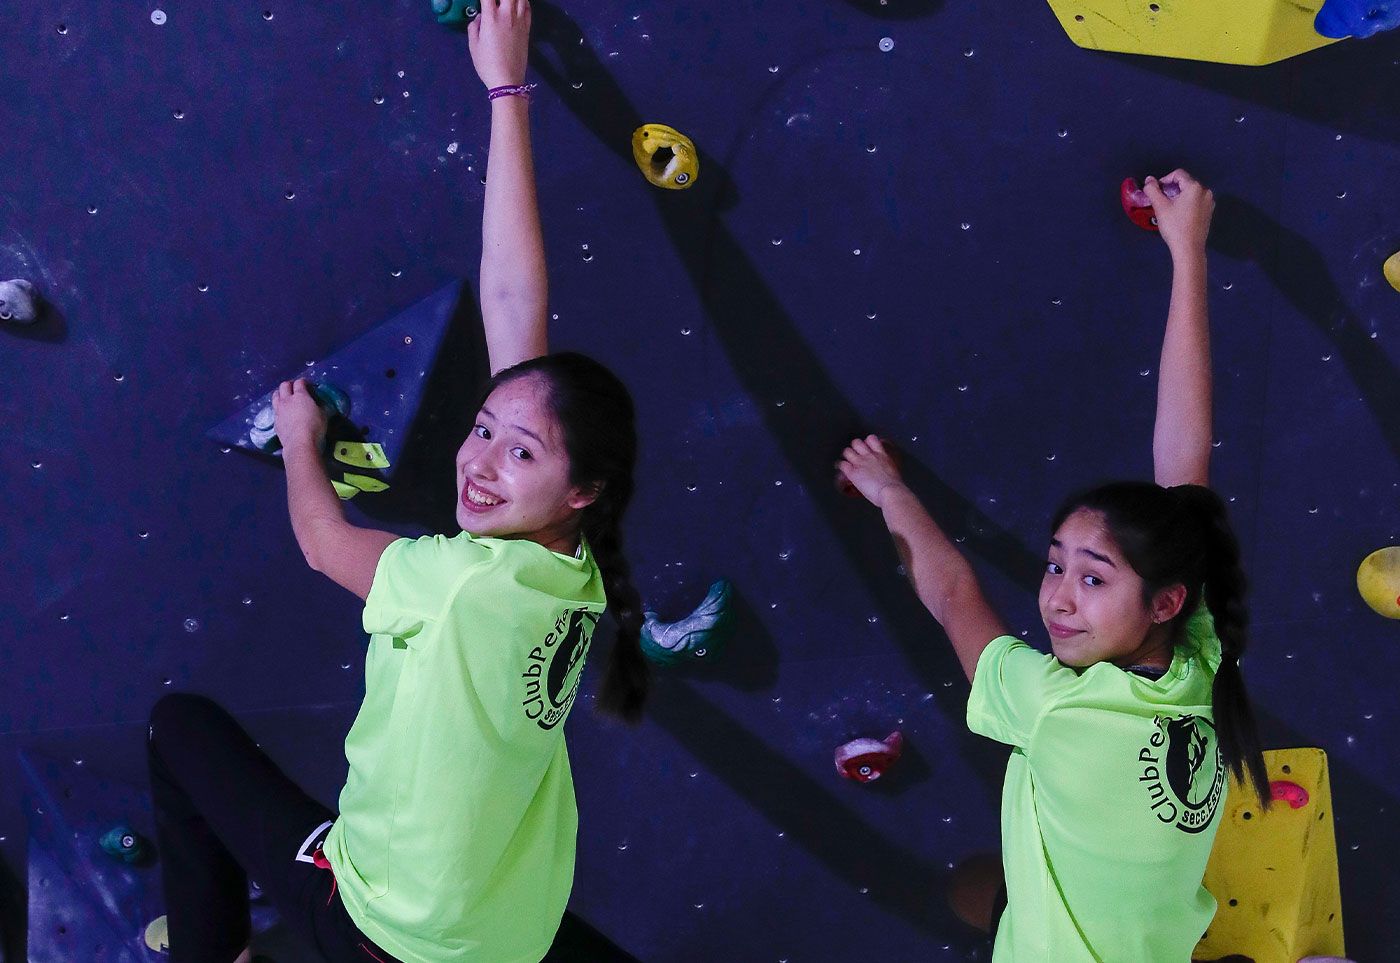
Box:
[834,731,904,782]
[1269,780,1310,809]
[836,439,903,500]
[1120,176,1182,232]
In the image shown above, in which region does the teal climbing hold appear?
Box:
[432,0,480,25]
[99,824,152,864]
[641,579,736,666]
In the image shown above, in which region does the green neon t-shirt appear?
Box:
[323,532,607,963]
[967,605,1227,963]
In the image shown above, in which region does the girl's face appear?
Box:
[454,376,597,552]
[1039,508,1181,669]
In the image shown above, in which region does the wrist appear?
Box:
[875,480,913,511]
[1168,242,1207,266]
[281,436,323,461]
[487,82,535,102]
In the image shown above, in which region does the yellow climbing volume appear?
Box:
[1045,0,1341,66]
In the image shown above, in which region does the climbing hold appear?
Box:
[1269,780,1310,809]
[0,278,40,324]
[331,480,360,500]
[1047,0,1339,65]
[1196,748,1345,963]
[640,579,735,665]
[432,0,479,24]
[1356,545,1400,619]
[342,472,390,493]
[1120,177,1182,232]
[836,439,902,500]
[98,823,152,864]
[333,440,390,470]
[144,915,170,951]
[1383,250,1400,292]
[1315,0,1400,38]
[631,124,700,190]
[246,381,351,454]
[834,731,903,782]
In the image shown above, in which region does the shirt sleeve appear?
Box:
[966,635,1083,748]
[362,534,488,643]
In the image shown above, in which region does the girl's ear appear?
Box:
[1151,583,1189,624]
[567,481,602,511]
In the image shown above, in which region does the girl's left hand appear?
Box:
[836,435,906,508]
[469,0,532,90]
[271,379,328,451]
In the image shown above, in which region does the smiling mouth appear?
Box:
[462,482,504,509]
[1047,622,1083,639]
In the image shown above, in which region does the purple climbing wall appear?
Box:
[1,0,1398,959]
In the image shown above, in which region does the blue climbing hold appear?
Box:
[1316,0,1400,38]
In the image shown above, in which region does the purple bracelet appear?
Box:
[488,83,537,101]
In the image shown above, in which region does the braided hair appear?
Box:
[1053,481,1270,806]
[482,352,651,721]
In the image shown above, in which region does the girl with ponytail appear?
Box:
[840,170,1264,961]
[147,4,644,961]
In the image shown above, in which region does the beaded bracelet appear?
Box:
[488,83,537,101]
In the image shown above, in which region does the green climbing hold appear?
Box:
[331,480,360,500]
[333,441,390,470]
[343,472,390,493]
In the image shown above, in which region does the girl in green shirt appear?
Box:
[148,3,648,960]
[839,171,1270,962]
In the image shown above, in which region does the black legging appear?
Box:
[147,693,399,963]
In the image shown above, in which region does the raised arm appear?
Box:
[469,0,547,374]
[274,380,399,600]
[838,437,1009,681]
[1146,170,1216,489]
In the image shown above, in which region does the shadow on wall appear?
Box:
[352,289,491,535]
[1209,195,1400,464]
[1110,29,1400,147]
[523,2,1026,938]
[0,852,20,962]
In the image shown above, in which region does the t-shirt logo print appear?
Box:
[521,608,599,730]
[1137,714,1226,834]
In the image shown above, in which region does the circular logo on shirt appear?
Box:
[1136,714,1225,834]
[520,608,599,731]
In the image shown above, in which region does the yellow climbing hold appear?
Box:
[632,124,699,190]
[1357,545,1400,619]
[331,480,360,500]
[145,915,170,951]
[333,441,390,470]
[1045,0,1340,66]
[1195,748,1345,963]
[343,472,390,493]
[1384,250,1400,293]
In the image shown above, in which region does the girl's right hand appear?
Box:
[836,435,906,508]
[1144,169,1214,257]
[468,0,531,90]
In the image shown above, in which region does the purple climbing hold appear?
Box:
[0,278,40,324]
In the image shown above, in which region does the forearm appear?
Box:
[480,96,547,372]
[1153,247,1212,487]
[880,486,977,622]
[282,439,346,571]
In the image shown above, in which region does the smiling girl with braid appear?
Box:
[147,3,648,960]
[838,170,1269,962]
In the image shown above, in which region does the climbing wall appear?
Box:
[2,1,1398,960]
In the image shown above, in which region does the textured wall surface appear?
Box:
[2,1,1397,959]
